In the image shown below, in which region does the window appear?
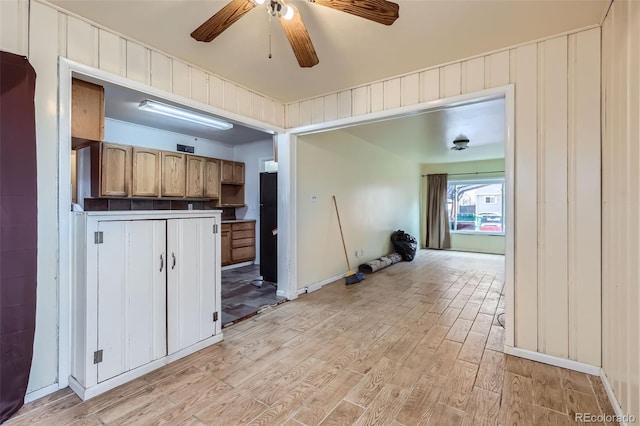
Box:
[447,178,505,234]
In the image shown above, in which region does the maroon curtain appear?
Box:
[0,51,38,423]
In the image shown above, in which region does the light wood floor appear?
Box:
[8,250,616,425]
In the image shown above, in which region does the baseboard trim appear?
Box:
[503,346,601,376]
[24,383,60,404]
[301,274,344,294]
[599,369,632,426]
[221,261,255,271]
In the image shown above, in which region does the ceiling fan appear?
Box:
[190,0,400,68]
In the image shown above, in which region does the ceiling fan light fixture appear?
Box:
[138,100,233,131]
[281,4,295,20]
[451,137,470,151]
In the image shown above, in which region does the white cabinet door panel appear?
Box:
[167,218,216,354]
[97,221,127,383]
[126,220,166,370]
[97,220,166,383]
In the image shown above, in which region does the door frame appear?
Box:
[282,85,515,348]
[57,58,285,390]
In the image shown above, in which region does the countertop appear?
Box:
[221,219,256,223]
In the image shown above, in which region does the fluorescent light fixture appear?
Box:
[138,100,233,130]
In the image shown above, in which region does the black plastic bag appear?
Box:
[391,230,418,261]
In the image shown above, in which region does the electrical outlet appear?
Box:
[354,250,359,257]
[359,249,364,257]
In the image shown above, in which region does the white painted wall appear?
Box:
[601,0,640,420]
[288,29,602,366]
[233,139,275,265]
[0,0,28,56]
[296,130,420,291]
[420,159,505,255]
[104,118,235,159]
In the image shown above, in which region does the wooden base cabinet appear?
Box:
[71,211,222,400]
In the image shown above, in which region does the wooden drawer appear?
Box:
[232,237,255,248]
[221,224,231,232]
[231,222,255,231]
[232,246,255,262]
[232,229,254,240]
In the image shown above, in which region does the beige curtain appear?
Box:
[426,173,451,249]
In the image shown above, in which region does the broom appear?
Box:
[332,195,365,285]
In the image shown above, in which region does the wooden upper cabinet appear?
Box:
[220,160,245,184]
[185,155,205,198]
[92,143,131,197]
[161,152,186,197]
[221,160,234,183]
[233,162,245,185]
[203,159,220,199]
[132,147,161,197]
[72,78,104,141]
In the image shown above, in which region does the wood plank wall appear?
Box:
[601,0,640,420]
[286,29,602,368]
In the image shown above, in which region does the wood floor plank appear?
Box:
[354,384,410,426]
[395,374,447,426]
[319,400,365,426]
[446,318,474,343]
[564,389,600,422]
[588,374,618,419]
[345,357,398,407]
[458,332,487,364]
[425,340,462,376]
[485,325,505,351]
[425,403,465,425]
[459,302,481,321]
[560,369,594,394]
[294,369,364,426]
[531,362,566,414]
[532,405,571,426]
[438,360,479,410]
[462,387,500,426]
[499,372,534,426]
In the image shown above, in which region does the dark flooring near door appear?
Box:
[221,264,285,326]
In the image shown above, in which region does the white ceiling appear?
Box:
[51,0,608,103]
[102,80,273,144]
[335,96,505,163]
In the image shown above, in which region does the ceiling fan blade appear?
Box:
[191,0,255,42]
[314,0,399,25]
[279,5,319,68]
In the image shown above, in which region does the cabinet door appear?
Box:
[96,220,166,383]
[221,160,234,183]
[161,152,186,197]
[132,147,160,197]
[167,218,216,354]
[233,162,245,184]
[203,159,220,199]
[100,143,131,197]
[72,78,104,141]
[185,155,204,198]
[221,225,231,266]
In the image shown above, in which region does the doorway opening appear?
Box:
[220,159,284,326]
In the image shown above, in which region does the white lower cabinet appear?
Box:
[70,211,222,400]
[167,217,216,354]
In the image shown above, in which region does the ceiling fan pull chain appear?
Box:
[268,14,273,59]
